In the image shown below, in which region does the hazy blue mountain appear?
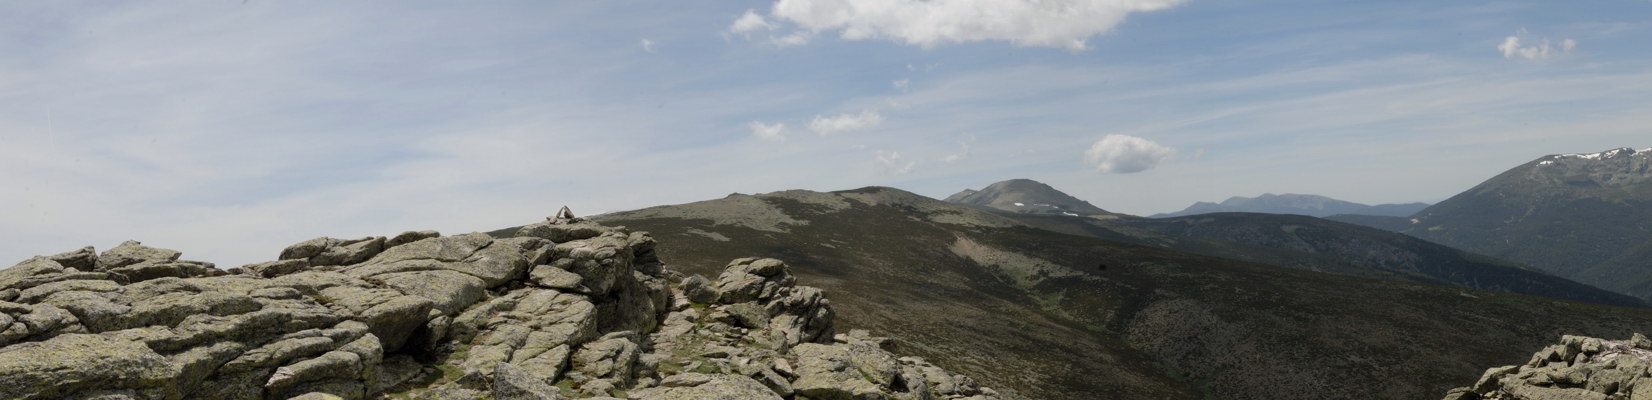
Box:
[1403,147,1652,299]
[1151,193,1430,218]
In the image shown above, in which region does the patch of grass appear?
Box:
[553,377,578,396]
[384,343,474,398]
[689,361,722,374]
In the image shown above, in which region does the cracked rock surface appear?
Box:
[0,219,994,400]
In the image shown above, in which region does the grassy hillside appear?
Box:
[591,190,1197,399]
[483,187,1652,399]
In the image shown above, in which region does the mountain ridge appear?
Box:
[1152,193,1430,218]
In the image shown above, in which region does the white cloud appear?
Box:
[892,79,910,91]
[754,0,1185,50]
[769,32,812,47]
[809,110,883,135]
[1497,29,1575,60]
[729,9,775,34]
[875,150,916,175]
[730,8,811,47]
[640,38,656,53]
[749,120,787,141]
[1083,134,1176,173]
[942,134,974,163]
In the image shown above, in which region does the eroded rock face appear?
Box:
[1445,334,1652,400]
[0,221,994,400]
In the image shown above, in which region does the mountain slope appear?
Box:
[934,179,1633,306]
[553,187,1652,400]
[1126,213,1641,306]
[943,179,1109,216]
[1151,193,1429,218]
[588,189,1193,400]
[1002,212,1642,307]
[1323,214,1413,232]
[1404,147,1652,299]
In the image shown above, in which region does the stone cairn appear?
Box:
[0,217,998,400]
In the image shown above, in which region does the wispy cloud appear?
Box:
[809,110,883,135]
[875,150,917,175]
[769,32,811,48]
[941,134,974,163]
[1497,29,1575,60]
[728,7,811,47]
[749,120,787,141]
[892,79,910,91]
[640,38,656,53]
[729,9,775,35]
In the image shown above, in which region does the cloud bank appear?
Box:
[1084,134,1176,173]
[734,0,1185,50]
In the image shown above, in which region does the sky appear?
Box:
[2,0,1650,267]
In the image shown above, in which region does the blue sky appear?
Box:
[2,0,1649,266]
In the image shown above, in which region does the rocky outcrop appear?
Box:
[0,219,994,400]
[1445,334,1652,400]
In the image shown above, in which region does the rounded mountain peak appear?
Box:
[944,179,1108,216]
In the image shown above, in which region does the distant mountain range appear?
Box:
[944,179,1109,216]
[1151,193,1430,218]
[1401,147,1652,300]
[949,180,1638,307]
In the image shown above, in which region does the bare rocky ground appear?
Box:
[1447,334,1652,400]
[0,217,993,400]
